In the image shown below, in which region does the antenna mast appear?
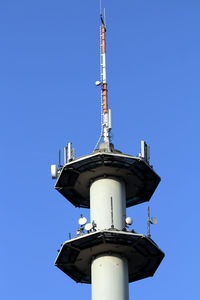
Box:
[101,10,111,152]
[95,8,112,152]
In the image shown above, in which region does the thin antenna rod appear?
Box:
[100,0,102,15]
[111,197,114,228]
[58,149,61,168]
[148,206,151,238]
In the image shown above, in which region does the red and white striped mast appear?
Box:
[95,10,112,152]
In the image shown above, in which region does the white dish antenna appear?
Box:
[125,217,133,225]
[85,223,93,231]
[78,217,87,226]
[148,206,158,238]
[95,80,101,86]
[150,217,158,225]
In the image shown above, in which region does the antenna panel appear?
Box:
[139,140,150,164]
[51,165,58,179]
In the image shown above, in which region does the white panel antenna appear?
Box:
[139,140,150,164]
[51,165,58,179]
[64,142,75,164]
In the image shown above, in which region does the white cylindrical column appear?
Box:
[91,254,129,300]
[90,178,126,230]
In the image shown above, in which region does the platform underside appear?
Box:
[55,152,160,208]
[55,230,164,283]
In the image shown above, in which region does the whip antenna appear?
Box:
[100,0,102,15]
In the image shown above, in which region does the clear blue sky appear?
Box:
[1,0,200,299]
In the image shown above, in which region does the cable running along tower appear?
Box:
[51,8,164,300]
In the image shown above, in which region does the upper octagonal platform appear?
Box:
[55,150,160,208]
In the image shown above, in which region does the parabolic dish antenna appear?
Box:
[125,217,133,225]
[85,223,93,231]
[78,217,87,226]
[150,217,158,225]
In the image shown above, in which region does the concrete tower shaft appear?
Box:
[92,254,129,300]
[90,178,126,230]
[90,176,129,300]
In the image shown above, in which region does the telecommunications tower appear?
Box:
[51,8,164,300]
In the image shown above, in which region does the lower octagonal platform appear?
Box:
[55,230,164,283]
